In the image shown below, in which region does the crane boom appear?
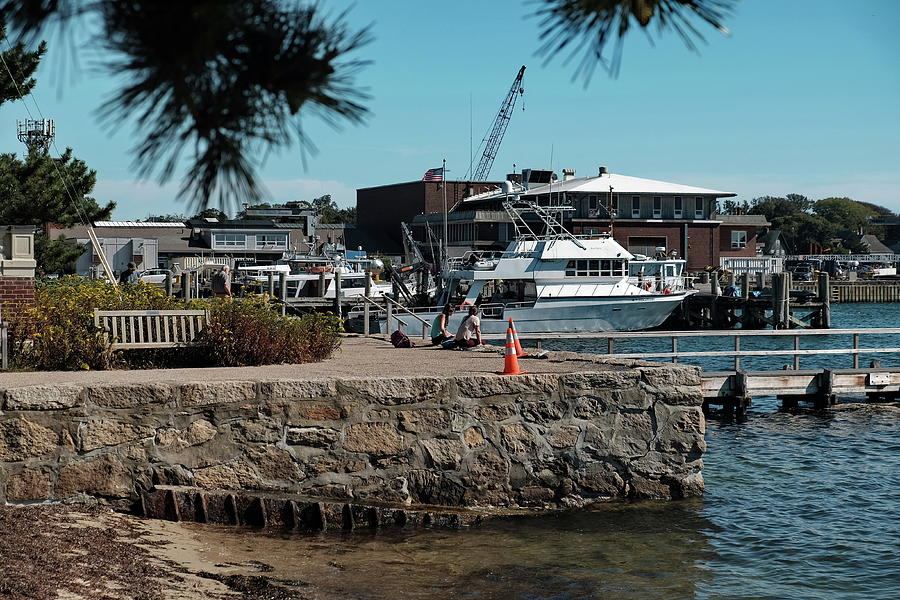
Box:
[473,65,525,182]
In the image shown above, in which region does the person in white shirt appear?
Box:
[453,305,484,348]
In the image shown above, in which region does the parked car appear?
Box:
[138,268,173,284]
[790,265,815,282]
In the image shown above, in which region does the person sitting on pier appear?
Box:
[430,303,455,346]
[447,305,484,349]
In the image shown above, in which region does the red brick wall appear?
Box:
[357,181,502,254]
[719,225,758,257]
[0,276,36,320]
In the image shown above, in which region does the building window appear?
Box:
[631,196,641,218]
[652,196,662,218]
[674,196,682,218]
[256,234,287,249]
[213,233,245,248]
[589,195,598,210]
[731,230,748,249]
[610,194,618,215]
[565,259,626,277]
[694,197,704,219]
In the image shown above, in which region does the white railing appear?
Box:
[720,256,783,275]
[785,254,899,264]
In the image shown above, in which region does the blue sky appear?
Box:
[1,0,898,219]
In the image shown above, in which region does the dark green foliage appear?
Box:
[1,1,371,213]
[313,194,356,224]
[532,0,736,81]
[0,23,45,105]
[34,234,84,275]
[203,295,342,367]
[0,147,112,227]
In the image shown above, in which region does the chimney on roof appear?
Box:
[598,166,608,176]
[563,169,576,181]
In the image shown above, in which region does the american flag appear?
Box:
[422,167,443,182]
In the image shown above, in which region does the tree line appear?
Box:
[719,195,896,254]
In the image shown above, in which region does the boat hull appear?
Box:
[378,293,688,335]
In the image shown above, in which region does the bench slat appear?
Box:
[94,309,209,351]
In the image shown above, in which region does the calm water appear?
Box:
[191,304,900,599]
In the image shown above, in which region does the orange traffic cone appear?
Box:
[508,318,527,357]
[497,327,527,375]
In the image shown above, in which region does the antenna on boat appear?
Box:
[502,199,586,250]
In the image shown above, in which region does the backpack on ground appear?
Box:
[390,329,414,348]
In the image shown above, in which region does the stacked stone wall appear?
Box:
[0,365,705,510]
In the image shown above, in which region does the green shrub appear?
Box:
[201,295,342,366]
[9,278,342,370]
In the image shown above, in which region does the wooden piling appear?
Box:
[817,273,831,328]
[279,272,287,316]
[741,273,750,299]
[165,271,173,296]
[267,272,275,296]
[182,271,192,300]
[318,271,327,298]
[333,271,342,317]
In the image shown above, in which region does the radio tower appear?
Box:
[17,119,55,152]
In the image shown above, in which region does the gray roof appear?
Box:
[53,224,194,253]
[861,234,892,254]
[717,214,771,226]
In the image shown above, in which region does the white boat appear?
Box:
[237,258,392,300]
[380,199,695,335]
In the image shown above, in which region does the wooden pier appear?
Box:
[490,328,900,418]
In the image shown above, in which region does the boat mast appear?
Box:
[442,158,448,272]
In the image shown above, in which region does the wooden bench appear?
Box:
[93,309,209,350]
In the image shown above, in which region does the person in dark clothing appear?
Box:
[119,262,138,284]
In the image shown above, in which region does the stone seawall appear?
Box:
[0,362,705,510]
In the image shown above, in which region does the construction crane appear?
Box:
[472,65,525,182]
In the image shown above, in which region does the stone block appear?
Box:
[88,383,175,409]
[5,468,52,501]
[654,404,707,456]
[548,425,580,449]
[180,381,257,407]
[339,377,448,405]
[475,403,517,422]
[561,371,640,394]
[342,423,406,456]
[500,423,536,455]
[4,385,83,410]
[520,399,567,423]
[56,455,132,499]
[406,470,465,505]
[614,412,654,458]
[627,475,673,500]
[80,420,155,452]
[286,426,339,448]
[456,374,559,399]
[259,379,337,400]
[639,365,701,387]
[246,446,301,482]
[654,384,705,407]
[519,486,555,506]
[0,418,58,461]
[233,419,282,443]
[463,427,485,448]
[399,409,450,434]
[419,439,463,470]
[155,419,218,450]
[571,393,612,418]
[467,451,509,485]
[193,460,260,490]
[306,456,367,475]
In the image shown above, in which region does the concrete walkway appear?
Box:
[0,335,608,389]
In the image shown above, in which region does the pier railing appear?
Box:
[488,328,900,371]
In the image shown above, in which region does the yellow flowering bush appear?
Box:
[8,278,341,370]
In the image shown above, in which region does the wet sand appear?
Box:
[0,504,318,600]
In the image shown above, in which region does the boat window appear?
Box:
[566,258,628,277]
